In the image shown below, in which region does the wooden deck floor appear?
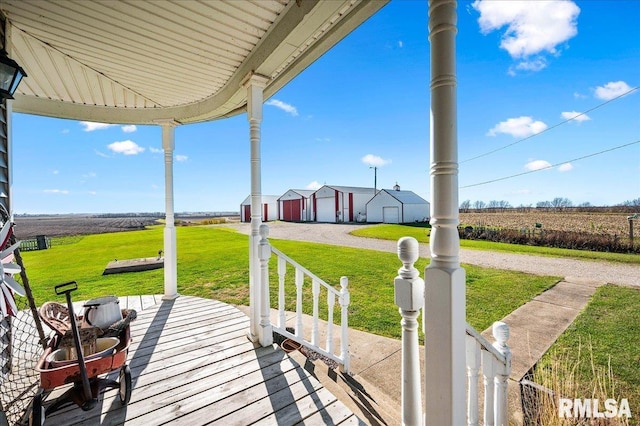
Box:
[42,295,362,425]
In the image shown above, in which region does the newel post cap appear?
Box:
[394,237,424,311]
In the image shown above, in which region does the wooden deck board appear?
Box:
[41,295,359,425]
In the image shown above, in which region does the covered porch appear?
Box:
[0,0,513,425]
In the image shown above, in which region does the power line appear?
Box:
[460,139,640,189]
[460,86,639,164]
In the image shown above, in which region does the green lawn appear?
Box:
[534,285,640,418]
[19,225,557,338]
[352,224,640,264]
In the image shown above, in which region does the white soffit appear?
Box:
[1,0,388,125]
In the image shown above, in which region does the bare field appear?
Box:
[459,212,634,237]
[12,215,161,239]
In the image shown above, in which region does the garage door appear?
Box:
[282,199,301,221]
[316,198,336,222]
[383,206,399,224]
[243,205,251,222]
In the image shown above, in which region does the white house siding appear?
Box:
[240,195,279,222]
[365,189,429,223]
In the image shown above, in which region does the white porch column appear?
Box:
[424,1,465,425]
[158,120,179,301]
[244,73,270,343]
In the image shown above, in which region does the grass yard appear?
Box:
[18,225,558,339]
[351,224,640,264]
[533,285,640,419]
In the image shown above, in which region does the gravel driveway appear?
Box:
[225,221,639,288]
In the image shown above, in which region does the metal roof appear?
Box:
[1,0,388,124]
[320,185,376,194]
[378,189,428,204]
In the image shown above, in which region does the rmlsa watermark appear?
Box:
[558,398,632,419]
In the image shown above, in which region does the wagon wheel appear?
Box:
[118,365,132,405]
[28,390,44,426]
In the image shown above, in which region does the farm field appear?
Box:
[459,211,634,238]
[12,215,161,239]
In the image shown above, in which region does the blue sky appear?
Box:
[11,0,640,214]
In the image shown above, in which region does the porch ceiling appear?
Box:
[0,0,388,125]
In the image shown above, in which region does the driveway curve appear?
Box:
[224,222,639,288]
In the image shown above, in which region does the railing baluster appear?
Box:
[492,322,511,426]
[326,292,335,353]
[278,257,286,328]
[465,334,480,426]
[339,276,350,373]
[295,269,303,339]
[482,349,496,426]
[311,279,320,346]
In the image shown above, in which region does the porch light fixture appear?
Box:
[0,49,26,100]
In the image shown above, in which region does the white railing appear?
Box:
[465,322,511,426]
[394,237,511,426]
[259,225,350,372]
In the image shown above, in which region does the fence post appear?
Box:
[492,321,511,426]
[258,225,273,346]
[394,237,424,426]
[339,276,350,373]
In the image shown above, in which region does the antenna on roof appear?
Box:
[393,182,400,191]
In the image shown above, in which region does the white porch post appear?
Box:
[424,1,465,425]
[158,120,179,301]
[244,73,270,343]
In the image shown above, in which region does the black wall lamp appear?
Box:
[0,49,26,100]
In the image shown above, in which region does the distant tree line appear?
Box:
[459,197,640,213]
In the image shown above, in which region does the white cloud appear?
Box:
[88,191,97,196]
[94,150,110,158]
[473,0,579,72]
[265,99,298,116]
[175,155,188,162]
[121,125,137,133]
[149,147,163,153]
[525,160,552,171]
[80,121,115,132]
[398,40,404,48]
[487,116,548,138]
[561,111,591,122]
[315,137,331,143]
[558,163,573,172]
[82,172,97,178]
[594,81,633,100]
[44,189,69,195]
[362,154,391,167]
[573,92,587,99]
[53,170,59,175]
[512,58,547,73]
[305,181,322,190]
[61,129,70,134]
[107,140,144,155]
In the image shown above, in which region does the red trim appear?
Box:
[263,204,268,221]
[348,193,354,222]
[312,195,317,221]
[335,190,339,222]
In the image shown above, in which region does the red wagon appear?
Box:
[30,282,133,425]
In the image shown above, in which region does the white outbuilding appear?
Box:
[240,195,279,222]
[365,188,430,224]
[311,185,376,223]
[278,189,314,222]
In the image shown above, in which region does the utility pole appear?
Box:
[370,166,377,194]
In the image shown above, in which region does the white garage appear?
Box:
[278,189,314,222]
[311,185,376,223]
[240,195,279,222]
[366,188,430,224]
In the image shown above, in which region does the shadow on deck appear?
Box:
[42,296,361,425]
